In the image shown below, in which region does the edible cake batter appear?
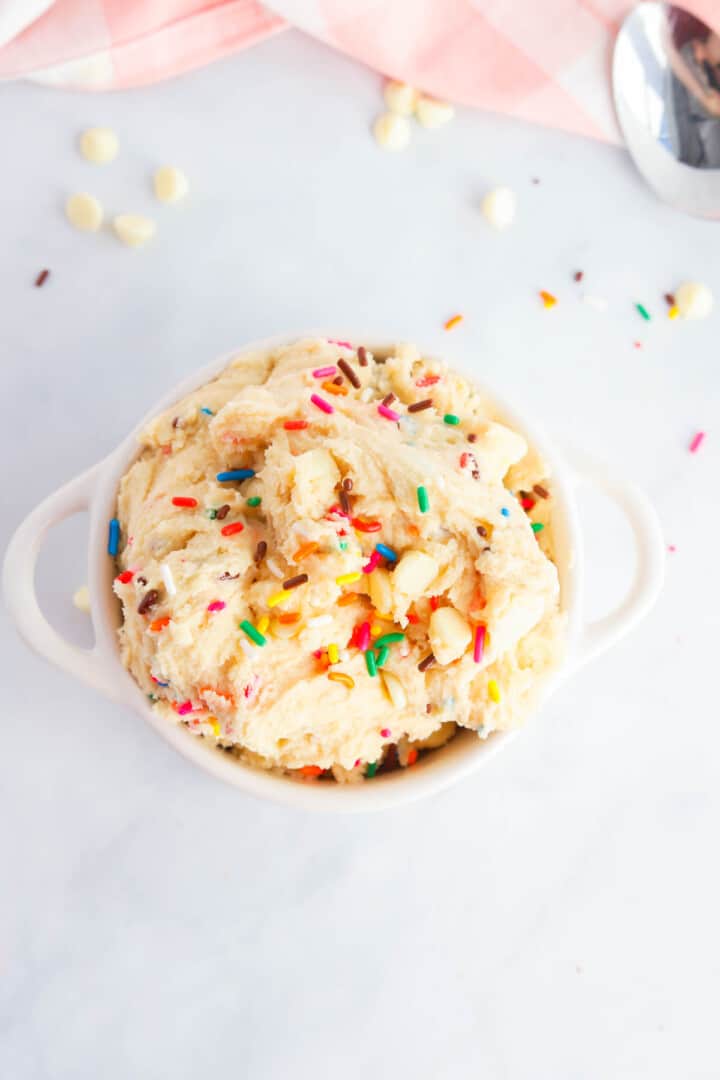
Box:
[112,338,564,781]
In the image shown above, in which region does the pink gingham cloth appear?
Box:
[0,0,717,141]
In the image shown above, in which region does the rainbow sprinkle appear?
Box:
[374,632,404,648]
[336,571,361,586]
[216,469,255,482]
[207,600,226,612]
[488,679,501,703]
[257,615,270,634]
[310,394,333,415]
[268,589,291,607]
[443,414,460,426]
[636,302,651,321]
[531,522,544,533]
[539,290,557,309]
[376,645,390,667]
[365,650,378,677]
[417,486,429,513]
[240,620,266,647]
[328,671,354,689]
[365,761,378,778]
[378,403,400,422]
[107,518,120,556]
[357,621,371,651]
[444,314,464,331]
[473,624,486,663]
[362,551,381,574]
[375,543,397,561]
[327,643,339,664]
[500,507,510,518]
[689,431,705,454]
[312,365,337,378]
[200,407,214,416]
[246,496,261,507]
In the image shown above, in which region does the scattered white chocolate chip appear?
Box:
[383,81,418,116]
[153,165,189,204]
[415,95,455,129]
[369,567,393,615]
[381,671,407,710]
[392,550,438,605]
[481,186,516,230]
[112,214,157,248]
[428,607,472,665]
[373,112,411,151]
[65,193,104,232]
[675,281,714,320]
[73,585,91,614]
[79,127,119,164]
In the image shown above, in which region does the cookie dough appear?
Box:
[114,338,564,779]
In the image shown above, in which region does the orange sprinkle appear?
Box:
[294,541,319,562]
[406,748,418,767]
[407,523,420,537]
[300,765,323,777]
[337,592,359,607]
[539,290,557,309]
[444,313,464,331]
[322,380,349,396]
[149,617,170,632]
[200,686,236,707]
[328,671,355,689]
[407,610,419,625]
[278,612,300,624]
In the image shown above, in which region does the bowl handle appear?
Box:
[3,464,122,701]
[568,455,665,670]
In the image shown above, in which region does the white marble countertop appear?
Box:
[2,29,718,1080]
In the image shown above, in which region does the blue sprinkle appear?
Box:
[375,543,398,562]
[500,507,510,518]
[107,518,120,556]
[216,469,255,482]
[200,407,214,416]
[154,680,169,687]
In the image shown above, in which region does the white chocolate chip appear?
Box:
[392,550,438,605]
[65,193,103,232]
[79,127,119,164]
[381,671,407,709]
[373,112,411,151]
[428,607,472,665]
[675,281,714,320]
[112,214,157,247]
[369,567,393,614]
[73,584,91,614]
[415,95,455,128]
[292,448,340,517]
[481,186,516,230]
[154,165,189,204]
[383,81,418,116]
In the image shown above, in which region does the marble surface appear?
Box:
[2,29,719,1080]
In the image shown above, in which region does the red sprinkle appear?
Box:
[116,570,134,584]
[177,701,193,716]
[406,749,418,767]
[406,611,419,625]
[689,431,705,454]
[220,522,244,536]
[380,728,391,738]
[172,497,197,508]
[300,765,323,777]
[520,497,535,511]
[459,452,470,468]
[573,270,584,283]
[416,374,441,388]
[352,517,382,533]
[284,419,309,430]
[35,269,50,287]
[207,600,226,612]
[473,624,486,663]
[429,596,439,612]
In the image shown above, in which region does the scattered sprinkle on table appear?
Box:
[311,393,333,415]
[417,485,429,513]
[539,290,557,309]
[689,431,705,454]
[664,292,676,306]
[668,305,679,320]
[107,518,120,556]
[216,469,255,482]
[240,620,266,647]
[573,270,584,283]
[444,314,463,331]
[35,269,50,287]
[635,302,651,321]
[443,413,460,426]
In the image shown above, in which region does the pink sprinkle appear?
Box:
[207,600,226,612]
[473,624,486,664]
[380,728,391,738]
[357,621,371,652]
[243,674,260,702]
[327,339,353,349]
[689,431,705,454]
[378,403,400,422]
[354,758,361,768]
[362,551,381,574]
[311,393,334,415]
[177,701,193,716]
[668,544,677,553]
[312,365,337,379]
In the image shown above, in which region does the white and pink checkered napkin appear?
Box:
[0,0,716,141]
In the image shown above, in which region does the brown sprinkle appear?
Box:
[137,589,159,615]
[342,477,353,491]
[573,270,584,283]
[533,484,549,499]
[219,572,240,581]
[418,653,436,672]
[382,393,396,407]
[357,346,368,367]
[467,433,477,443]
[283,573,308,590]
[332,375,343,385]
[254,540,267,564]
[216,504,230,520]
[35,269,50,288]
[337,358,361,388]
[408,398,433,413]
[137,576,147,586]
[664,292,676,307]
[339,489,351,515]
[476,524,488,538]
[171,416,180,429]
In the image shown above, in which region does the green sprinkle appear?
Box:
[206,508,217,519]
[365,761,378,778]
[147,693,157,702]
[531,522,545,534]
[376,645,390,668]
[339,541,348,551]
[240,619,266,647]
[374,632,405,648]
[246,496,261,507]
[417,485,429,513]
[443,413,461,426]
[365,649,378,677]
[636,303,651,321]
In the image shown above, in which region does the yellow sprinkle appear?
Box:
[668,305,679,320]
[374,612,394,622]
[336,571,361,586]
[257,615,270,634]
[268,589,291,608]
[328,671,355,690]
[327,643,339,664]
[488,679,501,703]
[207,716,221,737]
[371,623,384,637]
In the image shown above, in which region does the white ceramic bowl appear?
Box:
[3,334,665,811]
